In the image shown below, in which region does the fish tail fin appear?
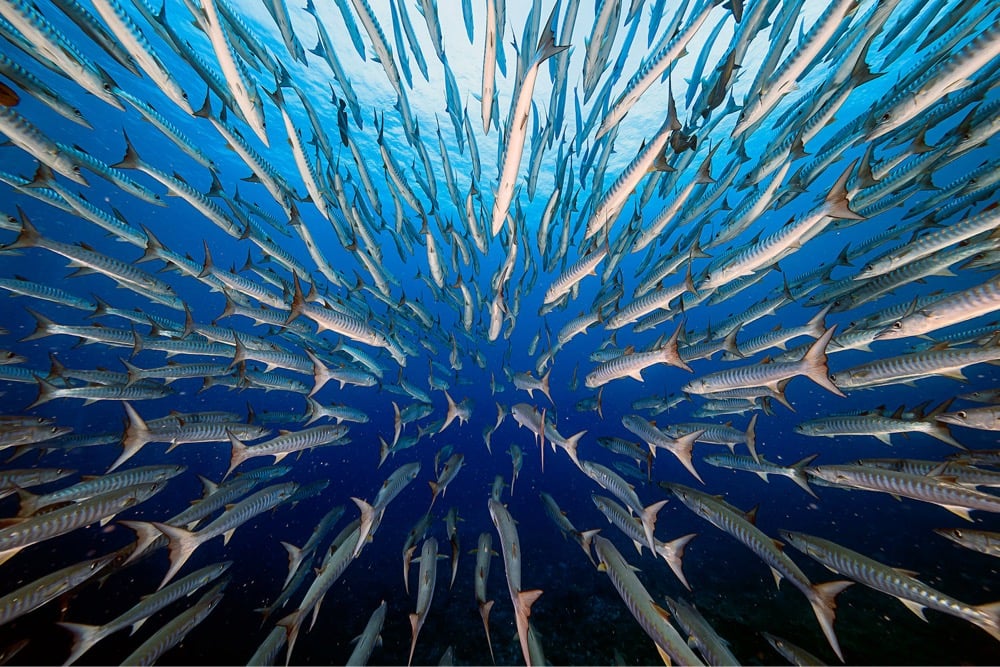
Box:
[120,356,145,387]
[773,378,796,411]
[277,610,303,667]
[672,430,705,483]
[563,430,586,468]
[112,130,143,170]
[925,399,964,449]
[655,533,697,591]
[577,528,601,565]
[25,163,56,190]
[972,600,1000,643]
[303,396,321,426]
[351,496,376,558]
[26,374,58,409]
[517,589,543,622]
[21,308,56,342]
[151,522,201,589]
[286,273,305,325]
[227,331,248,371]
[378,436,390,468]
[722,323,743,358]
[305,348,330,397]
[280,541,303,590]
[640,499,669,553]
[534,4,569,65]
[119,520,165,565]
[800,326,845,397]
[439,390,459,434]
[14,485,38,517]
[824,159,864,220]
[57,622,108,666]
[790,454,820,498]
[806,304,832,339]
[662,323,691,372]
[224,429,249,480]
[479,599,496,663]
[744,414,759,462]
[810,580,854,663]
[7,207,43,251]
[198,239,214,279]
[407,612,421,667]
[192,90,213,119]
[539,367,553,405]
[112,402,150,473]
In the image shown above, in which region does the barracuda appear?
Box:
[783,530,1000,643]
[807,464,1000,520]
[490,6,567,236]
[119,581,226,666]
[0,107,87,185]
[488,498,543,667]
[58,561,231,665]
[0,0,123,109]
[16,463,185,516]
[592,535,705,666]
[149,482,298,588]
[585,323,690,387]
[830,338,1000,390]
[704,452,818,497]
[0,482,164,566]
[663,482,851,661]
[198,0,268,144]
[875,273,1000,340]
[225,425,349,478]
[91,0,191,113]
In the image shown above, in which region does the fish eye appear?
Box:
[863,264,872,272]
[74,108,83,117]
[952,529,963,538]
[957,411,967,419]
[182,91,188,99]
[73,165,81,173]
[893,321,902,329]
[104,83,112,91]
[880,112,890,122]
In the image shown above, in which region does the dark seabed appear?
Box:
[0,0,999,665]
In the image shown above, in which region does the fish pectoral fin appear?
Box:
[222,528,236,545]
[769,567,783,589]
[898,598,928,622]
[874,433,893,445]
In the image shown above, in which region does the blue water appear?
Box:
[1,0,999,665]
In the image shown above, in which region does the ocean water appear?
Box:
[0,0,999,665]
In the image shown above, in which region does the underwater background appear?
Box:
[0,0,998,664]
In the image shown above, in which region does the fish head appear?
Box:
[933,411,967,427]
